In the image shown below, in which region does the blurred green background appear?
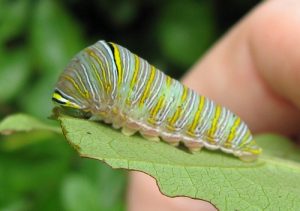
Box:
[0,0,259,210]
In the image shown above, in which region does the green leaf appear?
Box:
[0,48,30,102]
[0,113,61,135]
[0,136,75,210]
[1,114,300,210]
[58,116,300,210]
[0,114,126,211]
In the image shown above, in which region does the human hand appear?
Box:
[127,1,300,210]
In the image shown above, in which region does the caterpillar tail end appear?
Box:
[239,153,259,162]
[237,146,262,162]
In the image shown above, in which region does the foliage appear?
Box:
[2,114,300,210]
[0,0,261,210]
[0,114,126,211]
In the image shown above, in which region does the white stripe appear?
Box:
[80,63,96,102]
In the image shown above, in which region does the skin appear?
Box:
[127,1,300,210]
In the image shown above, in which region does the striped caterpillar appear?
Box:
[52,40,262,161]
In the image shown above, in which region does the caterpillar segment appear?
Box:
[52,40,262,161]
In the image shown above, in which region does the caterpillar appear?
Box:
[52,40,262,161]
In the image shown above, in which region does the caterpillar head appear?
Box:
[52,59,92,118]
[52,42,109,118]
[52,51,92,113]
[52,89,82,109]
[52,88,92,118]
[235,140,262,162]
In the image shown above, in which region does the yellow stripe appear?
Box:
[130,54,140,89]
[226,117,241,143]
[139,66,156,106]
[242,136,262,155]
[110,43,123,86]
[62,75,86,98]
[85,50,106,93]
[91,62,106,93]
[95,55,111,92]
[169,87,188,126]
[74,71,90,98]
[87,49,108,87]
[52,92,80,109]
[240,130,251,146]
[52,92,64,102]
[166,76,172,87]
[150,95,165,117]
[181,86,188,101]
[148,95,165,124]
[148,76,170,124]
[246,144,262,155]
[248,148,262,155]
[126,55,140,105]
[187,96,205,135]
[208,105,222,137]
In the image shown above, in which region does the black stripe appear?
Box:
[54,89,69,99]
[107,42,115,55]
[52,89,68,104]
[52,97,66,104]
[107,42,119,69]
